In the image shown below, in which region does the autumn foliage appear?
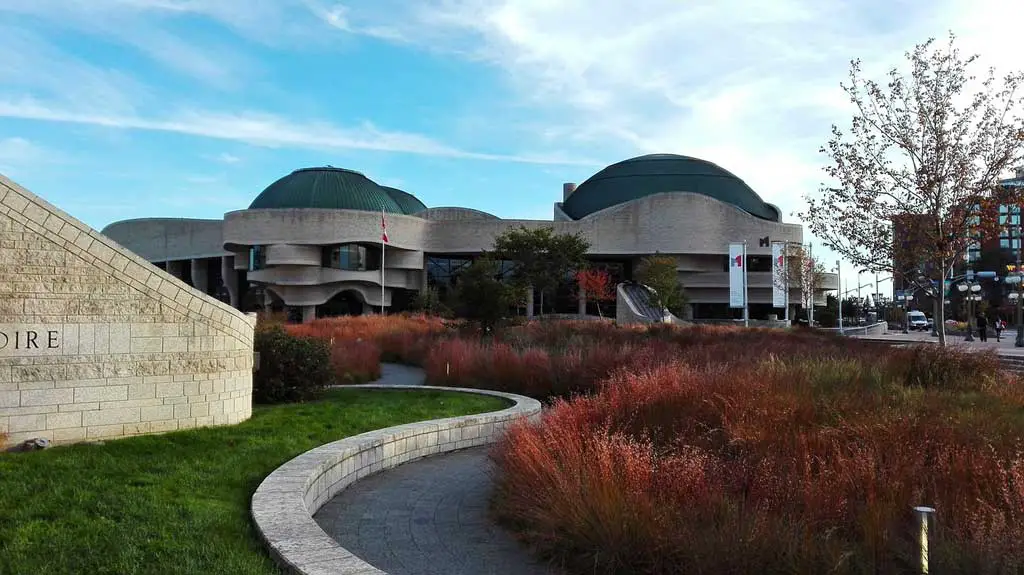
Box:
[270,313,1023,572]
[285,314,452,383]
[489,333,1020,574]
[575,268,615,317]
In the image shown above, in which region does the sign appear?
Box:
[771,242,786,308]
[0,325,61,357]
[729,242,745,308]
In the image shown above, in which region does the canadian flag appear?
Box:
[381,210,389,244]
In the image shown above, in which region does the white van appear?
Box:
[907,310,929,331]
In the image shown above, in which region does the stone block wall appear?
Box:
[251,384,542,575]
[0,174,256,447]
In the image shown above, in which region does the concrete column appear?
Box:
[578,289,587,316]
[166,260,184,280]
[190,258,209,295]
[221,256,239,308]
[301,305,317,323]
[526,285,535,319]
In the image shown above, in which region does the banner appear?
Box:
[771,242,786,308]
[729,242,745,308]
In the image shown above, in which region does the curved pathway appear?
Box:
[372,363,427,386]
[313,446,561,575]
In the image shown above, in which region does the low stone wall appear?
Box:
[250,385,542,575]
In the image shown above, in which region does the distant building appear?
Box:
[103,153,838,323]
[891,168,1024,310]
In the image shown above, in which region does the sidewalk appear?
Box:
[853,330,1024,357]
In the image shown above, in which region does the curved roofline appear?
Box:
[291,166,367,177]
[417,206,501,220]
[380,185,428,215]
[576,190,796,225]
[565,153,778,222]
[584,153,769,203]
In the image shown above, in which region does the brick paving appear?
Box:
[313,447,562,575]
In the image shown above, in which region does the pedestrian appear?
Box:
[977,313,989,342]
[995,316,1004,342]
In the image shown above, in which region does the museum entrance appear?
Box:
[319,291,364,317]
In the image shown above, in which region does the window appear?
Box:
[426,256,473,290]
[249,246,267,271]
[322,244,371,271]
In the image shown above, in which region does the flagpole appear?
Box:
[743,240,749,328]
[381,209,385,315]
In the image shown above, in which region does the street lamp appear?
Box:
[957,282,983,341]
[1007,273,1024,347]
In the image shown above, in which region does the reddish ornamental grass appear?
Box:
[271,315,1022,572]
[285,314,451,383]
[491,351,1023,574]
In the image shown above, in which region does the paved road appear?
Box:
[856,330,1024,356]
[314,447,562,575]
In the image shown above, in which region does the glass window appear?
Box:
[249,246,266,271]
[322,244,371,271]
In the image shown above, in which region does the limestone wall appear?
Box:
[0,174,256,447]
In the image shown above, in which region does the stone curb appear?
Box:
[250,384,542,575]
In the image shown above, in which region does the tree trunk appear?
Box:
[539,290,544,316]
[936,262,947,346]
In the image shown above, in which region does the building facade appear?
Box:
[102,154,838,322]
[891,169,1024,314]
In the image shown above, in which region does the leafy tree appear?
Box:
[493,226,590,316]
[635,255,687,316]
[576,268,615,318]
[452,255,514,333]
[799,33,1024,345]
[411,286,450,317]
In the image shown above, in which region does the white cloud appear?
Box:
[0,98,597,166]
[210,152,242,164]
[0,137,48,171]
[318,0,1024,292]
[4,0,1024,293]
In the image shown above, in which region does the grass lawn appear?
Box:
[0,388,509,575]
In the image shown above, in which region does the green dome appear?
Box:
[249,167,411,213]
[562,154,780,221]
[381,186,427,215]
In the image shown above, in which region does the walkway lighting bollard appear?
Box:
[913,506,935,573]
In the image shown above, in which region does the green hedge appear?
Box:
[253,325,333,403]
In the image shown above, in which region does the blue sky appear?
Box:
[0,0,1020,295]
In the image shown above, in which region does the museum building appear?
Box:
[102,153,837,322]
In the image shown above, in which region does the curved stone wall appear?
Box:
[0,175,255,447]
[250,384,542,575]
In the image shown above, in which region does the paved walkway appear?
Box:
[365,363,427,386]
[855,330,1024,356]
[313,447,561,575]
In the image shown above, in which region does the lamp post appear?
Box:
[957,282,982,341]
[1007,273,1024,347]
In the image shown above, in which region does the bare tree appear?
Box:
[800,33,1024,345]
[775,244,827,318]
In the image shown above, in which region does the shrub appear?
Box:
[253,324,333,403]
[492,350,1024,574]
[329,340,382,384]
[887,344,1001,392]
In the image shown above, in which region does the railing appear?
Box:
[820,322,889,336]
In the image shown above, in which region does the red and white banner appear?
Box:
[772,242,787,308]
[381,210,389,244]
[729,242,745,308]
